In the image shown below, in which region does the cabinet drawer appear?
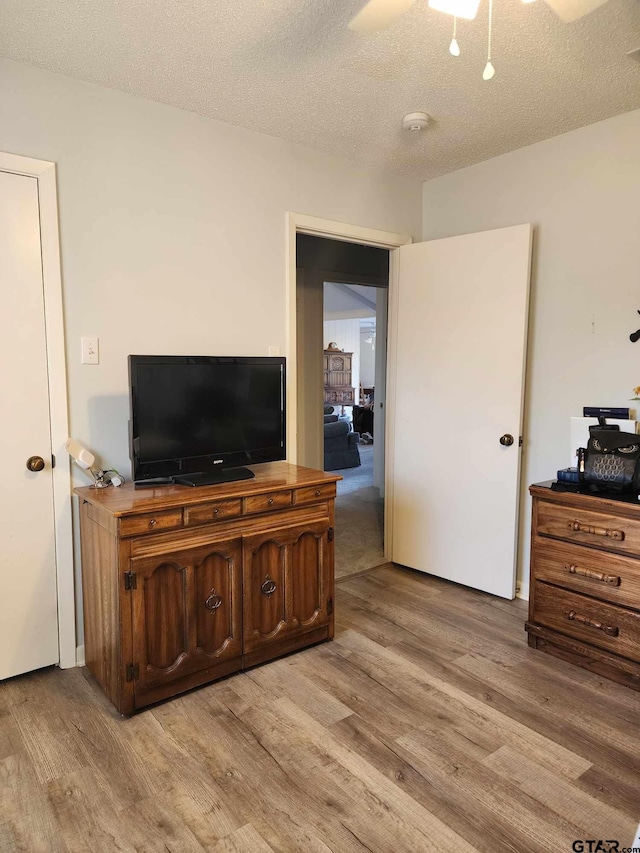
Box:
[184,499,242,526]
[533,582,640,663]
[532,538,640,609]
[293,483,336,505]
[536,500,640,557]
[243,490,292,515]
[119,509,183,537]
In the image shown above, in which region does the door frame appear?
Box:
[0,151,75,669]
[286,212,412,560]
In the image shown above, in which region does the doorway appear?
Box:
[295,234,389,579]
[288,213,531,600]
[324,282,388,578]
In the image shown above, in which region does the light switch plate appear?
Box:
[81,337,99,364]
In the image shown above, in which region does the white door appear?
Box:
[0,169,60,678]
[390,224,532,599]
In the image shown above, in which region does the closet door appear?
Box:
[390,224,532,599]
[0,169,59,678]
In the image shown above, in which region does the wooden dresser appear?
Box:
[323,349,355,406]
[527,482,640,690]
[75,462,339,714]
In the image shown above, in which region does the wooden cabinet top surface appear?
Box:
[75,461,340,517]
[530,481,640,521]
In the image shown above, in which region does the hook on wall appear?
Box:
[630,310,640,343]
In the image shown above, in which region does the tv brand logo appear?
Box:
[212,459,223,465]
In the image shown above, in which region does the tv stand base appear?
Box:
[174,466,255,487]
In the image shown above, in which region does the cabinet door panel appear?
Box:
[134,558,188,681]
[131,538,242,694]
[243,520,331,653]
[291,526,328,629]
[194,546,242,658]
[244,538,287,650]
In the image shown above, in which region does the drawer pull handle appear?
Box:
[214,508,219,515]
[315,489,321,496]
[565,564,621,586]
[261,577,277,596]
[205,590,223,611]
[564,609,619,637]
[567,520,624,541]
[268,498,274,506]
[149,518,157,527]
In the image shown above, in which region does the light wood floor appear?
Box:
[1,564,639,852]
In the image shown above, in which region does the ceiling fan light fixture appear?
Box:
[428,0,481,21]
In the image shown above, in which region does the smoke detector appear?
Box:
[402,112,430,132]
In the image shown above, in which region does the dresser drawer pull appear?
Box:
[566,564,621,586]
[149,518,157,527]
[564,609,619,637]
[567,520,625,541]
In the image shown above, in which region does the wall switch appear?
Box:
[81,337,99,364]
[268,346,281,357]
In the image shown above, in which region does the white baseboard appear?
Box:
[75,644,85,667]
[516,580,529,602]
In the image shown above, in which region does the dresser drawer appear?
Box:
[184,499,242,526]
[532,537,640,609]
[293,483,336,506]
[536,500,640,557]
[119,509,183,537]
[533,582,640,663]
[242,490,292,515]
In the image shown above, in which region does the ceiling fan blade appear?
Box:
[543,0,608,22]
[348,0,418,32]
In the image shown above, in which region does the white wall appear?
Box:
[422,109,640,595]
[360,326,376,388]
[0,58,422,644]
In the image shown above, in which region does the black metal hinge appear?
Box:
[327,598,333,615]
[328,527,334,542]
[124,571,137,590]
[125,663,139,682]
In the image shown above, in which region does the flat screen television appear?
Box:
[128,355,286,487]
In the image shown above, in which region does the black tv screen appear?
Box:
[129,355,286,486]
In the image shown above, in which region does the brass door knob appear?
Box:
[26,456,45,472]
[499,434,514,447]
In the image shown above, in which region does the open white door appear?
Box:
[390,224,532,599]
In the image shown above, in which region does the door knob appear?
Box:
[26,455,45,472]
[499,434,514,447]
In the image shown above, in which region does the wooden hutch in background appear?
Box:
[323,344,355,407]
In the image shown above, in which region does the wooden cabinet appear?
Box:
[323,349,355,406]
[76,462,339,714]
[527,483,640,690]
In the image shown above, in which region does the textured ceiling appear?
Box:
[1,0,639,178]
